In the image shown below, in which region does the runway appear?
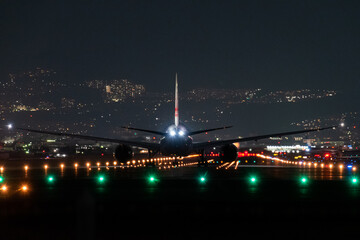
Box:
[1,158,360,239]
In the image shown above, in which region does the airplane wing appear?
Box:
[121,126,166,136]
[192,126,336,150]
[188,126,233,136]
[17,128,161,150]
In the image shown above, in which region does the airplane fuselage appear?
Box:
[160,135,193,156]
[159,125,193,156]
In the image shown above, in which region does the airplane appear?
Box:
[16,74,336,165]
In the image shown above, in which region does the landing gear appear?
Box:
[198,149,208,167]
[146,149,158,167]
[148,149,158,159]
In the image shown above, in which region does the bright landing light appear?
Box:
[178,130,185,136]
[169,130,176,136]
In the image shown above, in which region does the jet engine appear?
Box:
[114,144,133,163]
[220,144,238,162]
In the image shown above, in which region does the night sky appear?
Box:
[1,0,360,92]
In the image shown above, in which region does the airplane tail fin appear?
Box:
[175,73,179,127]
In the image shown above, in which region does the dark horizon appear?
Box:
[1,0,360,92]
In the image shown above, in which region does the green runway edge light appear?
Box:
[47,176,54,182]
[300,177,308,184]
[352,178,358,184]
[148,176,156,183]
[97,175,105,183]
[199,176,206,183]
[249,177,257,183]
[0,177,3,183]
